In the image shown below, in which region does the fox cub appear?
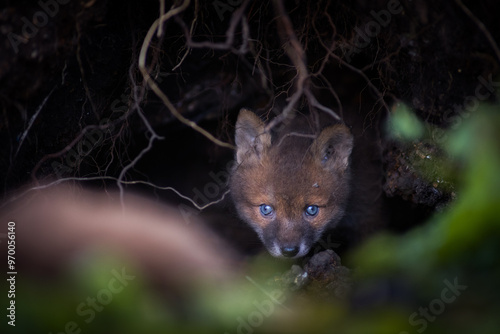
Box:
[230,109,356,258]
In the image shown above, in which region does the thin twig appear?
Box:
[277,132,317,147]
[116,59,166,207]
[264,0,308,132]
[0,176,230,212]
[172,0,199,71]
[326,50,390,113]
[177,0,251,53]
[139,0,235,150]
[265,0,340,132]
[454,0,500,63]
[15,87,55,159]
[304,89,340,121]
[75,7,98,120]
[30,113,129,182]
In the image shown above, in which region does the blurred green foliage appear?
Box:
[2,104,500,334]
[387,104,425,141]
[351,103,500,333]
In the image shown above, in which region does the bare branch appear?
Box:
[172,0,200,71]
[277,132,317,147]
[265,0,340,132]
[454,0,500,63]
[139,0,235,150]
[176,0,251,53]
[1,176,230,212]
[157,0,165,37]
[323,48,390,114]
[30,119,122,182]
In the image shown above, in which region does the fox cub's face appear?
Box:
[230,109,353,258]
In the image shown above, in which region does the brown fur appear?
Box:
[230,109,354,258]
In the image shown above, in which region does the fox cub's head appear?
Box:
[230,109,353,258]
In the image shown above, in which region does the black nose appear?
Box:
[281,246,299,257]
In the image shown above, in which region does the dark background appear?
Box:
[0,0,499,249]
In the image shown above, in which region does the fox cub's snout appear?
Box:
[230,109,353,258]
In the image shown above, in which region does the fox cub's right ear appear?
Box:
[234,109,271,164]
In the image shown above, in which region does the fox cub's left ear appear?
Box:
[234,109,272,164]
[312,124,353,173]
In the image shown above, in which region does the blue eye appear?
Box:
[259,204,274,216]
[305,205,319,217]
